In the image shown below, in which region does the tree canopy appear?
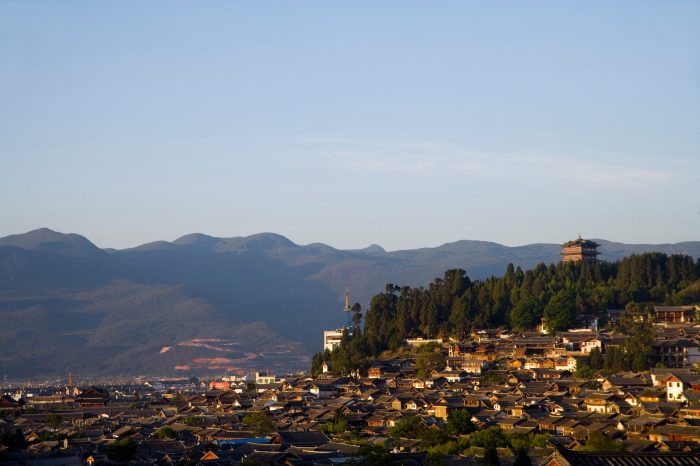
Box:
[312,253,698,372]
[363,253,696,355]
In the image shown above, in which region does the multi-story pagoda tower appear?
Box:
[561,236,600,263]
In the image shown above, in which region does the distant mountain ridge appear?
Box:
[0,228,698,378]
[0,227,105,257]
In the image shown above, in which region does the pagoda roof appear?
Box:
[562,237,600,248]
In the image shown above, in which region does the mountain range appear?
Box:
[1,228,699,378]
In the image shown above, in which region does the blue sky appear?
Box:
[1,1,699,250]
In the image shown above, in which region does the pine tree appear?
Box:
[513,449,532,466]
[481,447,500,466]
[589,347,603,370]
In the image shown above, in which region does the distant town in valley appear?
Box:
[2,236,700,465]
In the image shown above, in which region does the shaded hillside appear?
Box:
[0,246,122,291]
[0,228,698,377]
[0,281,308,378]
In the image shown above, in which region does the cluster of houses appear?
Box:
[2,305,700,466]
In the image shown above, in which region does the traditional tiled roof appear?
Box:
[562,238,601,248]
[273,430,330,447]
[543,445,700,466]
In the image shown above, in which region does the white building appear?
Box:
[255,372,276,385]
[666,375,687,402]
[663,372,700,402]
[554,357,578,372]
[322,288,354,352]
[580,338,602,354]
[405,338,442,347]
[323,329,344,352]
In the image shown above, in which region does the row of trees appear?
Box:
[387,422,551,466]
[347,419,619,465]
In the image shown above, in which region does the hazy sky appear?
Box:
[2,1,699,250]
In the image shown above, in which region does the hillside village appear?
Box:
[3,304,700,466]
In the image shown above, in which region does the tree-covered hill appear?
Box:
[364,253,698,348]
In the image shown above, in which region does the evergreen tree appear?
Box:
[510,297,540,331]
[358,444,394,466]
[589,347,603,370]
[311,352,324,377]
[513,449,532,466]
[446,409,476,435]
[106,438,137,462]
[579,431,625,452]
[425,453,447,466]
[242,410,274,436]
[543,290,576,333]
[416,343,445,378]
[48,413,62,429]
[603,346,628,373]
[481,447,500,466]
[351,303,362,329]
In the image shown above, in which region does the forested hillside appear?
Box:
[314,253,700,375]
[366,253,698,344]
